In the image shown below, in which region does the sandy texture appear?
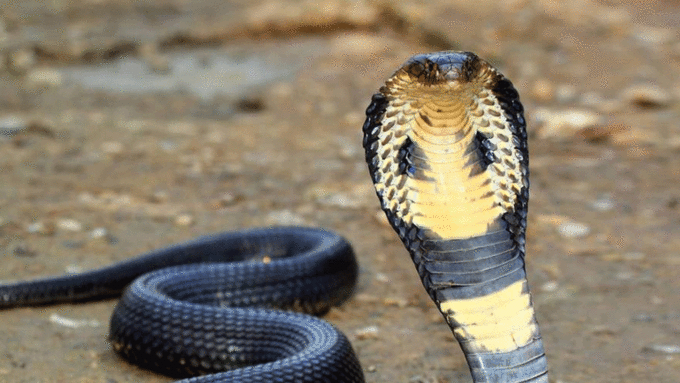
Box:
[1,1,679,382]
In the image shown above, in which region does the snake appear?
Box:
[0,227,363,382]
[363,51,548,382]
[0,51,548,383]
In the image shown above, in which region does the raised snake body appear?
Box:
[363,51,548,382]
[1,51,548,382]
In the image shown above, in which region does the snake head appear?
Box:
[401,51,482,84]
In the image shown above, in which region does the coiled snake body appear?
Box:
[1,228,363,382]
[1,51,548,382]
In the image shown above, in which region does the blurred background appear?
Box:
[1,1,679,382]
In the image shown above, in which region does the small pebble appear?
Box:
[633,25,675,46]
[26,69,63,88]
[174,214,194,227]
[557,221,591,238]
[354,326,379,340]
[615,270,634,280]
[309,186,367,209]
[578,124,628,143]
[623,83,671,108]
[591,326,618,336]
[57,218,83,232]
[13,244,36,257]
[101,141,124,155]
[49,313,100,328]
[27,221,55,235]
[65,264,84,274]
[318,192,362,209]
[26,221,45,234]
[555,84,577,103]
[409,375,439,383]
[0,116,27,137]
[631,312,655,322]
[235,97,265,113]
[642,344,680,354]
[211,193,238,208]
[541,281,559,292]
[591,195,615,211]
[375,272,389,283]
[62,240,84,249]
[534,108,604,140]
[149,190,169,203]
[123,119,146,132]
[90,227,108,239]
[266,209,307,226]
[383,297,408,308]
[159,140,178,152]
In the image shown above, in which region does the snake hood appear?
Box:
[363,51,547,383]
[365,51,529,246]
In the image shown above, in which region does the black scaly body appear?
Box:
[0,227,364,382]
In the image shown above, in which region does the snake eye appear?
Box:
[406,62,426,77]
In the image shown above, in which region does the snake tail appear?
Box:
[363,51,548,382]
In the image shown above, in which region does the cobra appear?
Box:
[363,51,548,382]
[0,51,548,383]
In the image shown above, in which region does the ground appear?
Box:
[1,1,679,382]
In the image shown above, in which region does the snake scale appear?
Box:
[0,51,548,382]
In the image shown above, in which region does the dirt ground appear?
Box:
[1,1,679,382]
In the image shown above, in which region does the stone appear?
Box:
[622,83,671,108]
[354,325,379,340]
[0,116,27,137]
[57,218,83,232]
[26,69,63,89]
[534,108,604,140]
[174,213,194,226]
[557,221,590,238]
